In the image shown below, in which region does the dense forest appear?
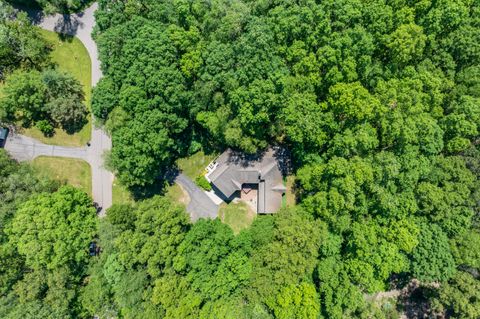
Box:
[0,0,479,318]
[90,0,480,317]
[0,149,98,318]
[92,0,480,188]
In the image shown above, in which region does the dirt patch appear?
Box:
[366,279,442,319]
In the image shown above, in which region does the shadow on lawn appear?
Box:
[126,168,180,201]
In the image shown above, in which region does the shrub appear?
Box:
[195,175,212,191]
[36,120,55,136]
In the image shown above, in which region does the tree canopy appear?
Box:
[0,3,88,135]
[0,68,87,132]
[89,0,480,317]
[0,150,97,318]
[1,0,479,317]
[0,2,50,79]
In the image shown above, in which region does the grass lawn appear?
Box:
[22,29,92,147]
[112,178,191,209]
[166,183,190,208]
[176,151,217,180]
[219,201,256,234]
[285,175,296,207]
[112,178,134,205]
[32,156,92,195]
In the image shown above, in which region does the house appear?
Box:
[206,148,286,214]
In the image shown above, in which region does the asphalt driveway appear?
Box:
[175,173,219,221]
[5,134,87,161]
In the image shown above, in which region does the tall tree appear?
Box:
[0,2,50,78]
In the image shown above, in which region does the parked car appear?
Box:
[89,242,97,256]
[0,128,9,148]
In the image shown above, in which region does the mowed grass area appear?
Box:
[112,179,190,208]
[22,29,91,147]
[219,201,256,234]
[32,156,92,195]
[285,175,296,207]
[112,178,134,205]
[166,183,190,207]
[176,151,218,180]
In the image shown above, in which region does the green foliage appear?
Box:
[0,153,97,318]
[345,220,410,292]
[0,150,58,295]
[195,175,212,191]
[267,282,320,319]
[431,271,480,318]
[84,0,480,316]
[94,0,480,189]
[316,256,365,319]
[249,208,322,301]
[450,229,480,269]
[0,69,46,124]
[0,68,87,132]
[171,219,250,300]
[42,68,87,132]
[106,203,136,231]
[0,3,50,79]
[35,118,54,136]
[80,261,116,318]
[92,77,117,120]
[107,110,187,187]
[6,185,97,270]
[83,196,190,318]
[411,224,456,283]
[386,23,426,65]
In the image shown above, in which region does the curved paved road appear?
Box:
[21,3,112,215]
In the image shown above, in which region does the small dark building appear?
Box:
[0,128,9,148]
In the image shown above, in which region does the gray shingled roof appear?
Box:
[209,148,286,213]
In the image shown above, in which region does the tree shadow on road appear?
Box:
[53,14,84,37]
[13,3,85,37]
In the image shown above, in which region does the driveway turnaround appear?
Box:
[22,3,112,215]
[175,173,219,221]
